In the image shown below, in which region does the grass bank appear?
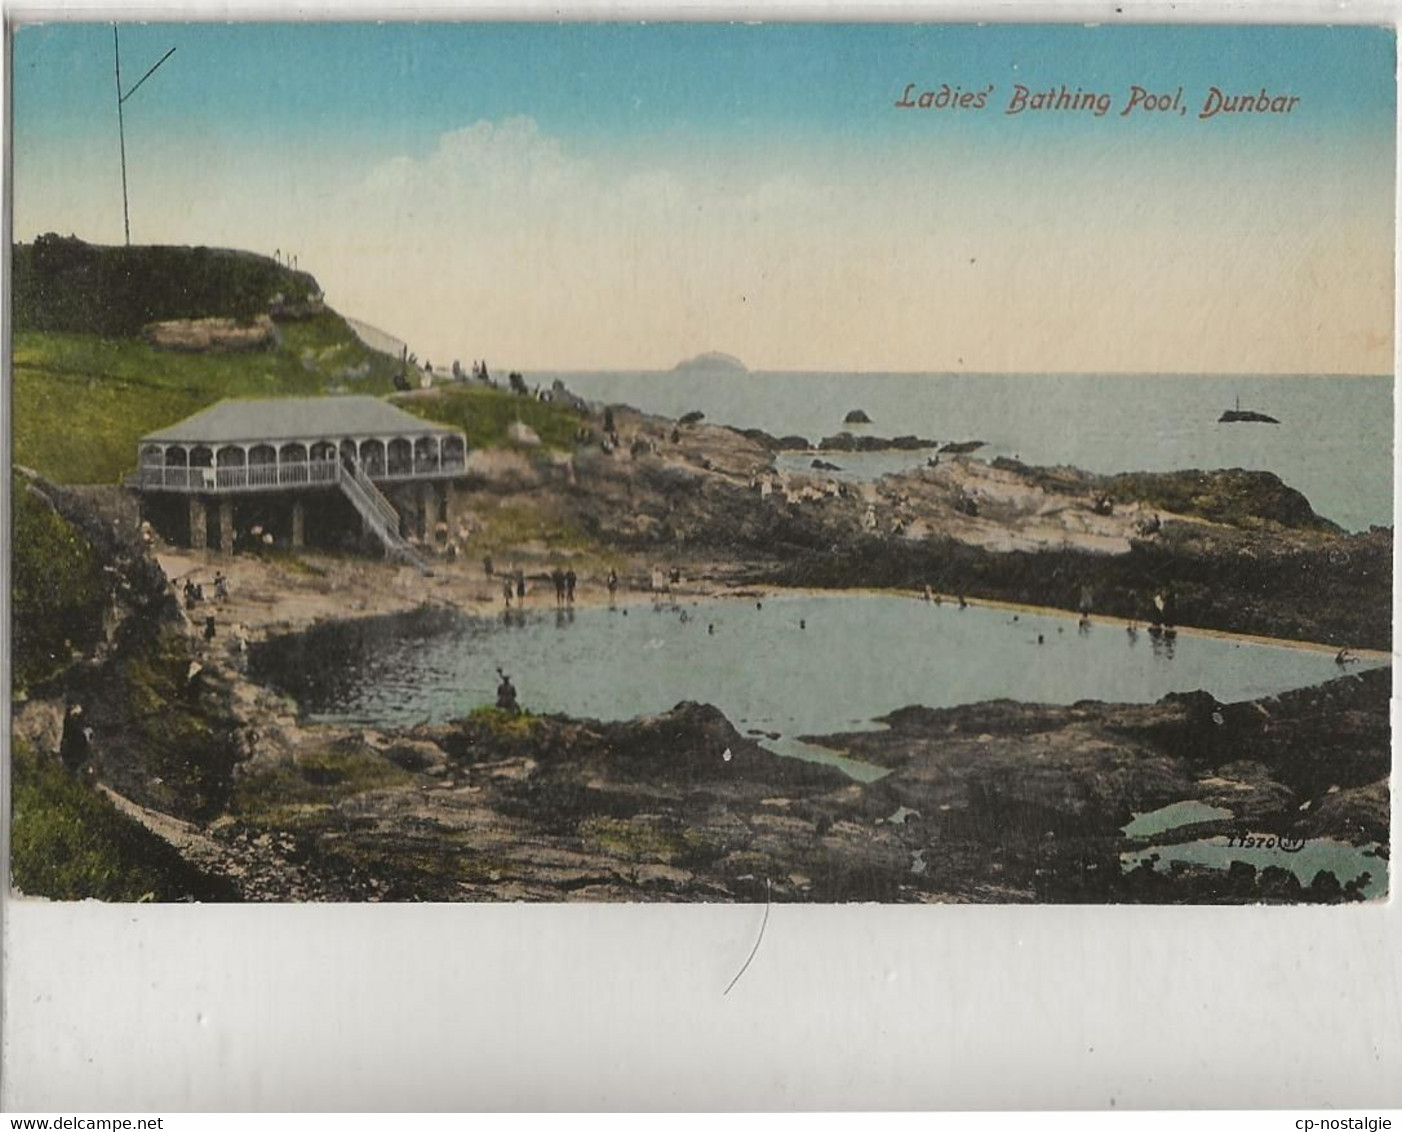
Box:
[10,738,237,901]
[12,315,403,484]
[15,332,589,487]
[11,474,106,692]
[392,384,584,451]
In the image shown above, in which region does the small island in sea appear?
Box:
[1220,396,1280,424]
[673,350,748,374]
[1220,408,1280,424]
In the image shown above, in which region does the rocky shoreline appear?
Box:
[9,393,1392,903]
[37,660,1386,903]
[563,406,1390,650]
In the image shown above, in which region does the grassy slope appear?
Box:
[14,325,587,485]
[13,239,590,482]
[11,475,106,691]
[12,313,403,484]
[11,738,238,902]
[392,385,584,451]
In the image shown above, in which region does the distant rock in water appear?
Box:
[1219,409,1280,424]
[819,433,935,453]
[673,351,747,375]
[811,458,843,472]
[939,439,987,455]
[729,427,811,451]
[844,409,872,424]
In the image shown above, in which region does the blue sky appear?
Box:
[16,23,1393,151]
[10,22,1397,372]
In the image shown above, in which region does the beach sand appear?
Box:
[157,543,1390,661]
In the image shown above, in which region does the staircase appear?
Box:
[338,464,434,576]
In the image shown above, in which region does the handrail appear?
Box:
[346,463,400,528]
[334,470,432,576]
[338,470,396,533]
[343,478,397,534]
[351,463,397,521]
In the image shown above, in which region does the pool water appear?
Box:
[252,593,1378,744]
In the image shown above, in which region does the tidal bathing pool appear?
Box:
[251,592,1390,894]
[250,591,1381,753]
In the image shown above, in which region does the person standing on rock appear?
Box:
[552,567,566,607]
[565,568,577,604]
[496,669,520,714]
[607,568,619,606]
[516,570,526,608]
[503,577,514,610]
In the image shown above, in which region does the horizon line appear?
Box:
[472,366,1397,379]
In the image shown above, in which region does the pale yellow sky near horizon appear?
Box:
[13,114,1396,374]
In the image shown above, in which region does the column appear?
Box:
[416,483,430,541]
[444,480,459,535]
[188,497,207,551]
[291,499,306,549]
[217,499,235,555]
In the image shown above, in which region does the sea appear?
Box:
[538,371,1393,533]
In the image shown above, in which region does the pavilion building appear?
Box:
[132,395,468,565]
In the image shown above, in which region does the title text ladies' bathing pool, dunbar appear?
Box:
[894,82,1301,119]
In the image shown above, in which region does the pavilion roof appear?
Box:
[141,396,459,446]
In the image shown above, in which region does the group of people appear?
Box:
[920,585,967,609]
[496,565,628,610]
[551,566,578,606]
[182,571,231,642]
[647,565,684,594]
[501,571,526,609]
[182,571,229,611]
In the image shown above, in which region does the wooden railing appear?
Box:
[134,454,467,493]
[135,460,342,492]
[362,457,467,481]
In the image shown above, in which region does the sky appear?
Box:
[10,22,1397,373]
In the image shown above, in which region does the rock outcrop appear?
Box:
[819,433,935,452]
[143,315,277,353]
